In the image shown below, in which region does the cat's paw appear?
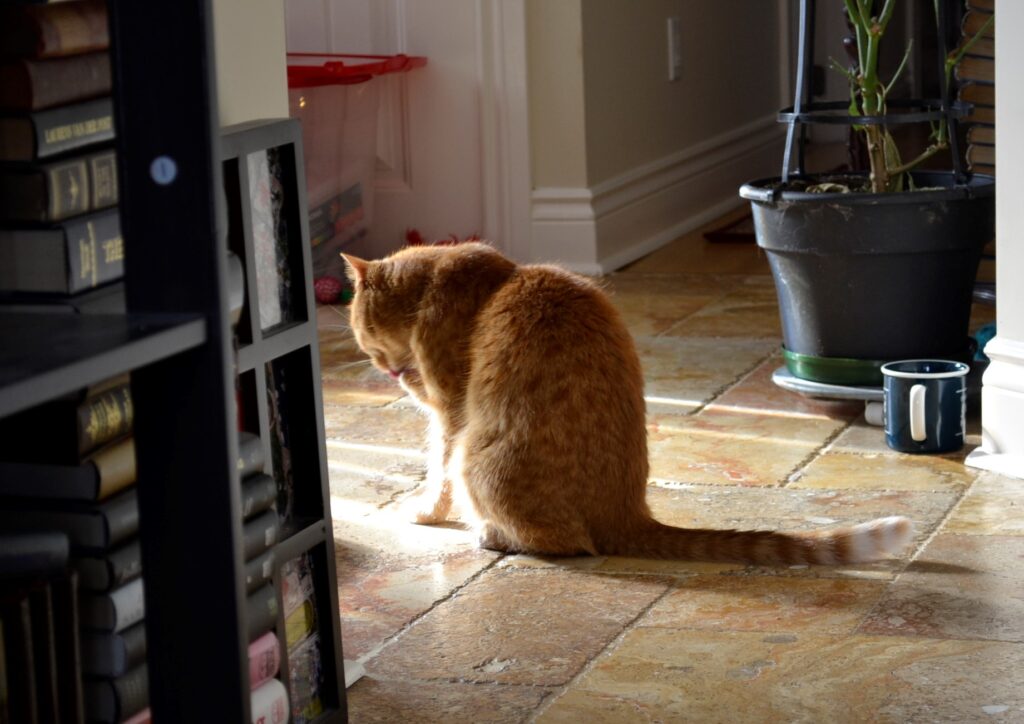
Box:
[397,491,449,525]
[477,523,514,552]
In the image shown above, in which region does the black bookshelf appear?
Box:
[222,117,347,722]
[0,1,347,721]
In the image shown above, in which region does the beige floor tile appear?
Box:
[346,677,550,724]
[537,629,1024,724]
[601,274,727,337]
[637,337,776,415]
[944,472,1024,536]
[364,568,670,686]
[324,404,427,449]
[860,534,1024,643]
[647,408,844,486]
[621,215,772,276]
[332,510,498,660]
[662,281,782,339]
[640,574,887,635]
[709,357,863,421]
[790,452,978,492]
[825,418,984,456]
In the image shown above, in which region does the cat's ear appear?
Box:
[341,253,370,284]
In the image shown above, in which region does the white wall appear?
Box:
[967,0,1024,478]
[527,0,788,273]
[211,0,290,126]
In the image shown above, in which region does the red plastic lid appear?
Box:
[287,52,427,88]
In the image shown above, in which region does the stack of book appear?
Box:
[955,0,995,175]
[0,0,123,308]
[281,553,325,723]
[238,431,292,720]
[0,374,150,723]
[0,531,81,722]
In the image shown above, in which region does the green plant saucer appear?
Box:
[781,348,888,386]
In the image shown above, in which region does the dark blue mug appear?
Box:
[880,360,969,454]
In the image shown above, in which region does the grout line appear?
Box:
[351,553,506,671]
[527,581,677,723]
[684,348,778,418]
[780,416,857,489]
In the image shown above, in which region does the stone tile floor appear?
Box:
[318,209,1021,723]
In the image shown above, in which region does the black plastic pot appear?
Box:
[740,171,995,384]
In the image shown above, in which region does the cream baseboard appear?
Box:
[530,113,784,274]
[966,335,1024,479]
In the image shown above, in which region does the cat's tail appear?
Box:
[605,516,914,566]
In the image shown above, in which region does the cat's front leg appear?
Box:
[400,410,455,525]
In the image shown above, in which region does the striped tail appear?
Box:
[606,516,914,566]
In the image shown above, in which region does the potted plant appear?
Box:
[740,0,995,385]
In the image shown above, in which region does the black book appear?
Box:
[0,592,36,723]
[79,577,144,633]
[0,487,138,553]
[241,473,276,521]
[0,436,135,501]
[50,573,84,724]
[242,508,279,562]
[79,620,145,679]
[0,532,68,580]
[0,97,114,162]
[0,279,125,315]
[0,147,116,222]
[246,584,278,643]
[26,583,58,723]
[83,662,147,724]
[0,207,122,295]
[73,538,141,592]
[237,430,265,479]
[245,548,275,595]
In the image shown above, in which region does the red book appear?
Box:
[248,631,281,690]
[0,0,108,59]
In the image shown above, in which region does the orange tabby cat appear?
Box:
[342,243,913,565]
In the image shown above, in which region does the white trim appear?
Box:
[529,113,783,273]
[965,336,1024,480]
[477,0,532,263]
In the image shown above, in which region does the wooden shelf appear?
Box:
[0,312,206,418]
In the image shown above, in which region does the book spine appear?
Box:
[245,548,275,595]
[79,577,144,633]
[243,509,280,562]
[87,437,135,500]
[248,631,281,690]
[76,382,132,456]
[284,598,316,649]
[7,0,109,59]
[31,97,115,160]
[50,573,85,724]
[0,532,69,578]
[63,207,123,294]
[0,596,38,723]
[241,473,277,521]
[80,620,146,678]
[250,678,289,724]
[237,431,266,479]
[99,488,139,552]
[246,585,279,643]
[83,663,148,724]
[0,52,111,112]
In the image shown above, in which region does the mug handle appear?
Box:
[910,384,927,442]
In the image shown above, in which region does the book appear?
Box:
[0,206,122,294]
[246,585,278,643]
[266,357,295,525]
[0,147,117,222]
[285,598,316,649]
[963,104,995,125]
[0,376,131,463]
[241,473,277,521]
[0,436,135,501]
[971,162,995,176]
[50,573,84,724]
[250,678,289,724]
[245,548,275,595]
[0,97,114,162]
[73,538,140,592]
[79,577,144,633]
[966,143,995,167]
[967,0,993,10]
[0,52,110,112]
[961,9,994,41]
[958,82,994,108]
[0,532,68,580]
[83,663,148,724]
[0,278,125,314]
[955,55,994,85]
[0,0,108,59]
[26,583,58,723]
[243,509,280,562]
[237,431,266,480]
[79,620,145,678]
[0,487,138,553]
[122,707,151,724]
[248,631,281,690]
[967,125,995,145]
[0,593,37,723]
[961,35,994,60]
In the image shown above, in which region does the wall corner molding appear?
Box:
[966,335,1024,480]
